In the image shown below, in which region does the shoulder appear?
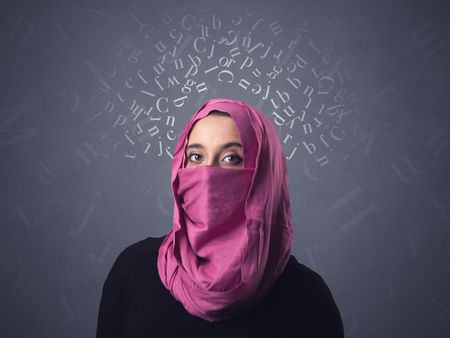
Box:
[116,235,165,260]
[283,255,344,335]
[286,255,335,296]
[105,235,166,281]
[286,255,340,308]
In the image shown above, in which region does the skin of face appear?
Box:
[184,114,244,169]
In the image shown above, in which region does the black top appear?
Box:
[96,236,345,338]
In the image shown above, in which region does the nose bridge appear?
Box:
[206,158,217,166]
[205,150,219,166]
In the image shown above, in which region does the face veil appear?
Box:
[157,98,294,322]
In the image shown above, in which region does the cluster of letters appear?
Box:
[84,6,359,168]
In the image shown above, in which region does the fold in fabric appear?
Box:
[157,98,294,322]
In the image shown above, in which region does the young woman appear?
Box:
[96,98,344,337]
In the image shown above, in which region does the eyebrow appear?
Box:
[186,142,243,151]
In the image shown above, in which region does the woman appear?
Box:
[96,98,345,337]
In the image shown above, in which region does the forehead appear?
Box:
[187,115,242,141]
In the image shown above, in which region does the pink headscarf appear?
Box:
[157,98,293,322]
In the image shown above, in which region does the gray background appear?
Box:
[1,0,450,337]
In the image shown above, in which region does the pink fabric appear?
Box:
[157,98,294,322]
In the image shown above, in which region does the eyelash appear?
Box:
[187,153,243,164]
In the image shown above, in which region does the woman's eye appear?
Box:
[187,153,243,165]
[224,154,243,164]
[188,153,202,162]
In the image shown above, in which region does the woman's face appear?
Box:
[184,114,244,169]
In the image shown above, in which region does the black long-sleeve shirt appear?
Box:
[96,236,345,338]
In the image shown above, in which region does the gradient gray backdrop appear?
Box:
[1,0,450,337]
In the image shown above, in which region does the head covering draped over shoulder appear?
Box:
[157,98,293,322]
